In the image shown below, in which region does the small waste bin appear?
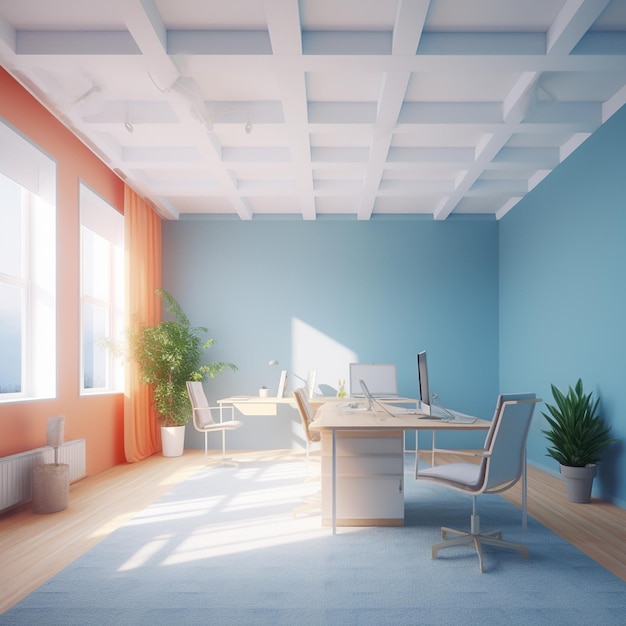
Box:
[32,415,70,514]
[32,462,70,513]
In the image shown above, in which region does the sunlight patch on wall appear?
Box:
[291,318,357,396]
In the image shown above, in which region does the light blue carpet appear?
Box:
[1,455,624,625]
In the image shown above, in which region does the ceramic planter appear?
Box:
[161,425,186,457]
[560,463,597,503]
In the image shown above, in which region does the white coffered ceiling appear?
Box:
[1,0,626,221]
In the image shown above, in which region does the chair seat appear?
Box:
[199,420,241,432]
[419,462,483,489]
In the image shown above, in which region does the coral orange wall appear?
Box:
[0,67,126,476]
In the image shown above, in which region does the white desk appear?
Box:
[217,395,417,415]
[218,396,296,417]
[310,401,490,534]
[217,395,415,415]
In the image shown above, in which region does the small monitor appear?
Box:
[417,351,430,408]
[359,378,375,410]
[349,363,398,397]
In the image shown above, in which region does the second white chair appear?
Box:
[293,387,321,463]
[292,387,321,516]
[186,381,242,463]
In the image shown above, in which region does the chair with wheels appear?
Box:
[186,381,242,464]
[416,396,540,572]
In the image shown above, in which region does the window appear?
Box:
[80,184,124,394]
[0,120,56,401]
[0,175,23,394]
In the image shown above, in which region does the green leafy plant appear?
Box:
[542,378,616,467]
[130,288,237,427]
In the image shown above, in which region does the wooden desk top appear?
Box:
[218,395,416,405]
[218,396,295,404]
[310,400,490,432]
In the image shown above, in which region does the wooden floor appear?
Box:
[1,450,625,614]
[491,462,626,582]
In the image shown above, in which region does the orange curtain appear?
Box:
[124,186,162,462]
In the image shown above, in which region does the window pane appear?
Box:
[80,184,123,394]
[83,301,108,389]
[0,283,22,393]
[0,120,57,403]
[82,228,111,301]
[0,173,22,278]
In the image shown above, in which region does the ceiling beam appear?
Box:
[547,0,611,55]
[265,0,315,220]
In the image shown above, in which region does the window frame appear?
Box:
[0,120,56,403]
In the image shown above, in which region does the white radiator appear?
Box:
[0,439,86,512]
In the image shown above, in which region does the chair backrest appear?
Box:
[186,381,216,429]
[485,392,536,448]
[481,398,539,494]
[294,387,320,443]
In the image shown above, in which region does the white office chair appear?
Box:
[186,381,242,464]
[416,397,540,572]
[488,392,537,528]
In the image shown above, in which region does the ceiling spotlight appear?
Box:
[72,84,104,116]
[73,85,100,105]
[245,121,252,134]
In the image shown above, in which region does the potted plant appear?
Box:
[130,288,237,456]
[542,378,616,503]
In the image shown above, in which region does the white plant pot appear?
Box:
[560,463,597,503]
[161,425,186,457]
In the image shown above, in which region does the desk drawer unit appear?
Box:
[321,430,404,527]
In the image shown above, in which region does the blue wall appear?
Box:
[163,104,626,508]
[162,219,499,452]
[499,104,626,507]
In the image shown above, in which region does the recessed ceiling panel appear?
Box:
[1,0,625,222]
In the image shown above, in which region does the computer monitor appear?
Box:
[417,351,430,409]
[349,363,398,397]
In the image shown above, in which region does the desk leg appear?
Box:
[522,451,527,529]
[431,430,436,466]
[414,431,419,478]
[332,430,337,535]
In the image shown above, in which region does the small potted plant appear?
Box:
[130,288,237,456]
[542,378,616,503]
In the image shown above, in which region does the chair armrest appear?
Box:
[191,404,235,424]
[212,404,234,424]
